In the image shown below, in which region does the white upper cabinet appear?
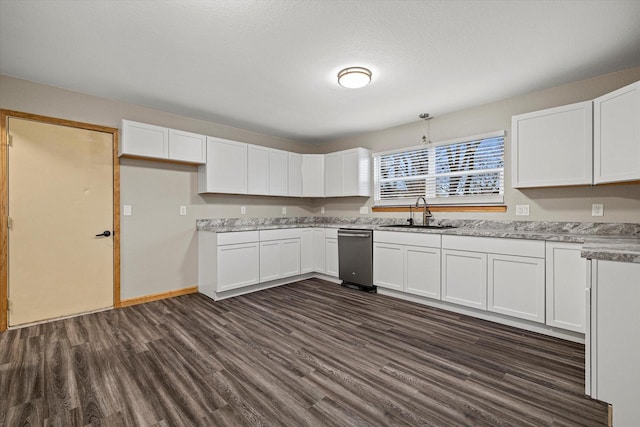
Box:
[269,149,288,196]
[324,148,371,197]
[288,153,303,197]
[302,154,325,197]
[594,80,640,184]
[511,101,593,188]
[120,120,169,159]
[325,152,342,197]
[198,137,248,194]
[168,128,206,164]
[247,144,269,195]
[120,120,205,164]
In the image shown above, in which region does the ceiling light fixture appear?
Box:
[337,67,372,88]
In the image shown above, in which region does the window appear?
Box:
[374,131,504,206]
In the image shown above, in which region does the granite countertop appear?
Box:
[196,217,640,264]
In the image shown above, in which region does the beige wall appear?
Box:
[317,66,640,223]
[0,75,314,299]
[2,66,640,301]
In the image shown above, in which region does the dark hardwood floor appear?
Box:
[0,279,608,426]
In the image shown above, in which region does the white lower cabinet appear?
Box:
[373,231,441,298]
[300,228,314,274]
[442,249,487,310]
[282,239,301,277]
[259,229,301,282]
[313,229,326,273]
[217,243,260,291]
[546,242,587,332]
[259,241,282,282]
[488,254,545,323]
[325,230,339,277]
[590,260,640,426]
[198,231,261,295]
[373,243,404,291]
[405,246,441,299]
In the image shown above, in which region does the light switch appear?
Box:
[515,204,530,216]
[320,207,325,214]
[592,203,604,217]
[180,205,187,216]
[123,205,132,216]
[282,207,287,215]
[360,206,369,214]
[241,206,246,215]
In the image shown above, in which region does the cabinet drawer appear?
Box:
[374,230,441,247]
[442,235,544,258]
[259,228,301,241]
[325,228,338,239]
[217,231,259,245]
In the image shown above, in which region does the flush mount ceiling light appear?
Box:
[337,67,372,88]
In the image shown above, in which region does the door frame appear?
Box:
[0,109,121,331]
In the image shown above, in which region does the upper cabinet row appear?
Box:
[512,79,640,188]
[120,120,371,198]
[120,120,207,164]
[197,136,370,197]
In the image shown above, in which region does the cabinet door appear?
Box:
[120,120,169,159]
[325,238,339,277]
[373,243,404,291]
[512,101,593,188]
[217,243,259,292]
[546,242,587,332]
[405,246,441,299]
[594,80,640,184]
[442,249,487,310]
[342,149,360,196]
[199,137,247,194]
[260,241,282,282]
[488,254,545,323]
[281,239,301,278]
[288,153,303,197]
[168,129,206,163]
[324,153,343,196]
[269,149,288,196]
[248,145,269,195]
[302,154,325,197]
[594,261,640,426]
[300,229,314,274]
[313,229,326,273]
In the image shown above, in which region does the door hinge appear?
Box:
[7,135,12,147]
[7,217,12,229]
[6,299,10,312]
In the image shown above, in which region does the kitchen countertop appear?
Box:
[196,217,640,264]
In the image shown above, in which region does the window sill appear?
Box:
[372,205,507,213]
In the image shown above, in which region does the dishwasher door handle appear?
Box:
[338,231,372,238]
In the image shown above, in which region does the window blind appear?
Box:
[373,131,504,206]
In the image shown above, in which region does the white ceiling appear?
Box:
[2,1,640,143]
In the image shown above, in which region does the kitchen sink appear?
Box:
[379,224,457,229]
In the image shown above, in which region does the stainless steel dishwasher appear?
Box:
[337,228,376,292]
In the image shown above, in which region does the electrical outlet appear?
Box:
[360,206,369,214]
[320,207,325,214]
[515,204,530,216]
[282,207,287,215]
[592,203,604,217]
[123,205,132,216]
[240,206,246,215]
[179,205,187,216]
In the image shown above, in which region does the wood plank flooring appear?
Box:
[0,279,608,426]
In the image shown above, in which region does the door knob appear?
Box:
[95,230,111,237]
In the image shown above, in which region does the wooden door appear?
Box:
[6,117,115,326]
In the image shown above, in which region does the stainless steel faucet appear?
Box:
[415,196,432,226]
